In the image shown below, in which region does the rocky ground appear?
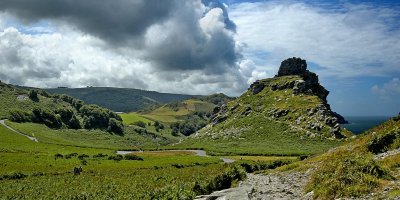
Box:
[195,169,314,200]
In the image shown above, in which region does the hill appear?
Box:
[275,113,400,199]
[176,58,351,155]
[0,80,125,134]
[45,87,202,112]
[119,93,234,137]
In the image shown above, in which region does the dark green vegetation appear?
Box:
[45,87,201,112]
[1,81,123,134]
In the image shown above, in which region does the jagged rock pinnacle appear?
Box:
[277,57,307,77]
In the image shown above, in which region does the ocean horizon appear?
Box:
[342,116,393,134]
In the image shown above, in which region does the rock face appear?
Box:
[277,57,308,77]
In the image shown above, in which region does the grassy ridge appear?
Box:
[45,87,200,112]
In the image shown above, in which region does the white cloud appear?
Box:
[371,78,400,97]
[229,1,400,78]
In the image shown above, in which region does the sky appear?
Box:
[0,0,399,116]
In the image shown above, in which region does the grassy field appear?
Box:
[141,99,215,123]
[175,116,342,156]
[120,112,153,125]
[0,122,248,199]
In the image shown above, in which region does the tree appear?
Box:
[29,90,39,102]
[107,118,124,135]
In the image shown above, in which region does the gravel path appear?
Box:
[195,170,314,200]
[374,148,400,160]
[0,119,38,142]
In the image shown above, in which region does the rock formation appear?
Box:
[211,57,349,139]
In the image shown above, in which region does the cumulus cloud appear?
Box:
[229,1,400,78]
[0,0,248,95]
[371,78,400,98]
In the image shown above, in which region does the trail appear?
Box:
[116,149,235,163]
[0,119,38,142]
[195,170,314,200]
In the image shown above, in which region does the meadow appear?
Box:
[0,123,250,199]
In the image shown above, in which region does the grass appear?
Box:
[5,121,172,149]
[273,115,400,199]
[175,116,341,156]
[119,112,153,125]
[0,122,248,199]
[141,99,215,123]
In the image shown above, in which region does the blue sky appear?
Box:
[0,0,399,116]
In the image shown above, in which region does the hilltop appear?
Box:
[44,87,202,112]
[176,57,351,155]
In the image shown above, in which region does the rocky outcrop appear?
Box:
[213,57,349,138]
[277,57,307,77]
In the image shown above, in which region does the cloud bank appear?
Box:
[0,0,247,95]
[229,1,400,78]
[0,0,399,98]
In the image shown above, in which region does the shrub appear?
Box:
[54,153,64,160]
[368,130,399,154]
[108,155,123,161]
[28,90,39,102]
[124,154,144,161]
[32,108,62,128]
[108,118,124,135]
[93,153,108,158]
[65,152,78,159]
[78,154,89,160]
[2,172,27,180]
[133,121,146,128]
[9,110,32,122]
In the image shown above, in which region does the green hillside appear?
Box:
[278,114,400,199]
[176,58,351,155]
[119,94,233,137]
[45,87,201,112]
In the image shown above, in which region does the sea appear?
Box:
[341,116,393,135]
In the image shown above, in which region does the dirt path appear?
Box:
[0,119,38,142]
[195,170,314,200]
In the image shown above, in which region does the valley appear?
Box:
[1,58,399,199]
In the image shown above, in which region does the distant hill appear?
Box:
[0,81,123,134]
[44,87,201,112]
[177,58,351,155]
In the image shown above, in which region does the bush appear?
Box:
[29,90,39,101]
[65,152,78,159]
[108,155,123,161]
[108,118,124,135]
[9,110,32,122]
[368,130,399,154]
[54,153,64,160]
[93,153,108,158]
[78,154,89,160]
[32,108,62,128]
[1,172,28,180]
[133,121,146,128]
[56,108,81,129]
[124,154,144,161]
